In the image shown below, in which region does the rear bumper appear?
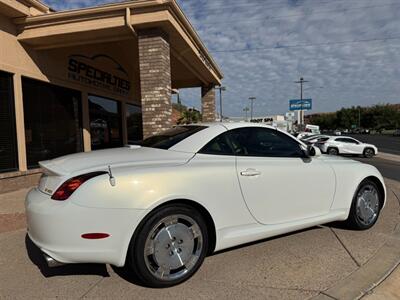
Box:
[25,188,148,267]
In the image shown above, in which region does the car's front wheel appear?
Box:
[345,179,382,230]
[127,204,208,288]
[363,148,375,158]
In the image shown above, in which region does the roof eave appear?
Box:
[15,0,223,81]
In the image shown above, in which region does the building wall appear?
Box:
[0,4,219,192]
[0,13,142,180]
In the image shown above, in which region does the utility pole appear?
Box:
[249,97,256,121]
[358,107,361,129]
[215,86,226,122]
[243,107,249,121]
[294,77,309,128]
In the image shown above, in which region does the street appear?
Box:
[353,156,400,182]
[349,134,400,156]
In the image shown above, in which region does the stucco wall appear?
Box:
[1,14,141,104]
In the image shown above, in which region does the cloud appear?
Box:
[43,0,400,117]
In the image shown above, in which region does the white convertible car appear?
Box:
[26,123,386,287]
[315,136,378,158]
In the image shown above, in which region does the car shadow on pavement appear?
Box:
[25,234,110,278]
[325,221,352,230]
[111,265,145,287]
[211,225,324,256]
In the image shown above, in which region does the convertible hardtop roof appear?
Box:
[170,122,304,153]
[188,122,279,131]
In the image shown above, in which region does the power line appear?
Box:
[181,0,296,15]
[182,0,364,17]
[211,35,400,53]
[182,0,393,19]
[193,2,400,26]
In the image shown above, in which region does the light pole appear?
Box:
[243,107,249,121]
[294,77,309,127]
[215,86,226,122]
[249,97,256,121]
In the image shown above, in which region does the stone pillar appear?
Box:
[201,85,216,122]
[13,73,27,171]
[81,91,91,152]
[138,28,172,138]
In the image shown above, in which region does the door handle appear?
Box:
[240,169,261,177]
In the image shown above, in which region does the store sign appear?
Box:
[289,99,312,111]
[67,54,131,96]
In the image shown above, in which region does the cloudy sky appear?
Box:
[43,0,400,117]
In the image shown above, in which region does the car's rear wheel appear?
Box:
[345,179,382,230]
[328,147,339,155]
[127,204,208,288]
[363,148,375,158]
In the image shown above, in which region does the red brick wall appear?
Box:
[138,29,173,138]
[201,85,216,122]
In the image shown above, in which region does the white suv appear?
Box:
[315,136,378,158]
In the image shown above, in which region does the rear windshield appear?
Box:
[138,126,207,149]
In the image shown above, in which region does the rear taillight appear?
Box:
[51,172,107,201]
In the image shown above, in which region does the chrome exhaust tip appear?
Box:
[43,253,64,268]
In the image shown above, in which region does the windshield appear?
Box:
[137,126,207,150]
[302,134,319,140]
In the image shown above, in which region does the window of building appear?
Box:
[89,95,122,150]
[0,71,18,172]
[22,78,83,169]
[126,103,143,143]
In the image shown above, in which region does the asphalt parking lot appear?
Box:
[1,172,400,299]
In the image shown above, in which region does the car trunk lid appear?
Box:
[37,146,194,195]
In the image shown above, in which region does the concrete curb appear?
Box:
[377,152,400,162]
[312,225,400,300]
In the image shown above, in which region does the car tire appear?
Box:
[126,204,208,288]
[328,147,339,155]
[363,148,375,158]
[345,179,382,230]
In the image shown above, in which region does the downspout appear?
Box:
[125,7,137,37]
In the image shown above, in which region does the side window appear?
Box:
[199,132,234,156]
[337,138,358,144]
[229,127,304,158]
[347,138,359,144]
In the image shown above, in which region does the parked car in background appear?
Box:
[297,124,321,139]
[393,129,400,137]
[315,136,378,158]
[361,129,370,134]
[301,134,330,145]
[25,123,385,287]
[334,130,342,136]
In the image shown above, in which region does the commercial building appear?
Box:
[0,0,222,192]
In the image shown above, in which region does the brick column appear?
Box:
[201,85,216,122]
[138,28,172,138]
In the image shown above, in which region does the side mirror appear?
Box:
[307,145,321,157]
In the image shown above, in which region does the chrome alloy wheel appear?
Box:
[355,184,380,226]
[143,214,203,281]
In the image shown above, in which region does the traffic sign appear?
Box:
[289,99,312,111]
